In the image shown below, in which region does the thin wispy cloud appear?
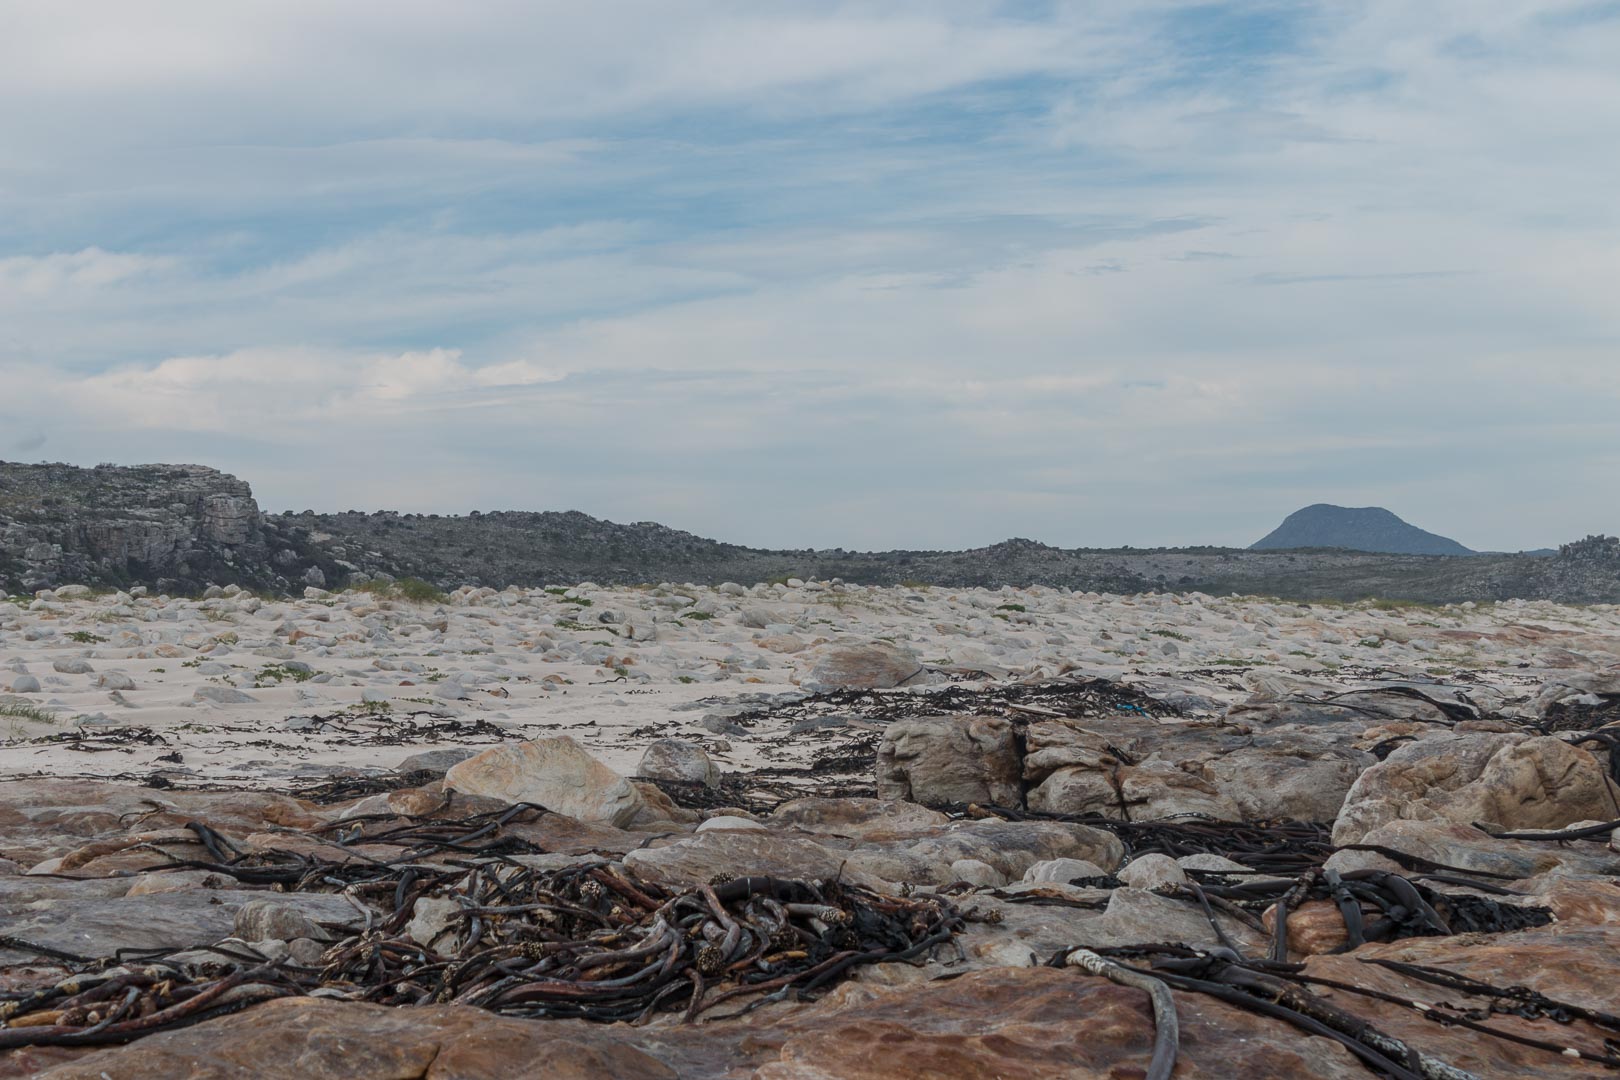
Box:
[0,2,1615,550]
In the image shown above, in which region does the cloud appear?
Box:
[0,248,175,298]
[0,2,1616,550]
[49,347,567,432]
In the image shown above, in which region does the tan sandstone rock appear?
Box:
[443,737,647,827]
[876,715,1022,807]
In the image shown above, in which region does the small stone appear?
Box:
[697,815,766,832]
[1117,853,1188,891]
[637,739,720,789]
[406,896,464,950]
[803,642,924,693]
[1022,858,1110,884]
[1177,853,1254,874]
[194,686,258,705]
[396,748,477,776]
[950,859,1006,887]
[234,900,332,943]
[287,938,328,966]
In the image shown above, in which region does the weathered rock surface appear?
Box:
[0,889,358,964]
[802,642,924,692]
[444,737,647,827]
[636,738,720,788]
[623,829,892,890]
[35,967,1387,1080]
[768,797,950,840]
[876,715,1022,807]
[1333,732,1619,844]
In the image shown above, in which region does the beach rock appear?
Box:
[1261,899,1350,958]
[194,685,257,704]
[740,605,784,629]
[623,830,890,890]
[802,642,923,693]
[1331,818,1620,881]
[881,819,1124,883]
[406,896,464,950]
[1178,853,1254,874]
[1022,857,1110,884]
[444,738,647,827]
[1535,669,1620,717]
[876,715,1021,807]
[1333,732,1617,844]
[95,671,136,690]
[950,858,1006,886]
[10,674,41,693]
[1468,736,1618,830]
[636,739,720,789]
[395,748,477,775]
[696,814,766,832]
[1298,925,1620,1078]
[1024,765,1118,817]
[1082,887,1264,952]
[1198,741,1372,822]
[770,797,951,840]
[234,899,335,943]
[52,657,94,674]
[1116,853,1187,891]
[34,997,678,1080]
[0,890,358,964]
[1028,759,1242,822]
[33,967,1383,1080]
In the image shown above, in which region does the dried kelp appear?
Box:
[0,806,962,1049]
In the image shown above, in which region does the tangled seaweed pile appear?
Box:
[0,806,961,1050]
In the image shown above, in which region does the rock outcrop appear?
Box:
[0,461,340,594]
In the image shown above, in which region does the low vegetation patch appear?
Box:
[357,578,448,605]
[1,702,58,724]
[256,665,315,686]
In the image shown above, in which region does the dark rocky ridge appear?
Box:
[1251,503,1475,555]
[3,459,1618,603]
[0,462,350,596]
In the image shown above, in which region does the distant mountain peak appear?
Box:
[1251,504,1474,556]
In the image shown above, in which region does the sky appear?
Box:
[1,1,1616,552]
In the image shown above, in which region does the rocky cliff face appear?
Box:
[0,462,339,594]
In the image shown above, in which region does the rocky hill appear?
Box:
[3,460,1618,603]
[1251,504,1474,555]
[0,462,348,595]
